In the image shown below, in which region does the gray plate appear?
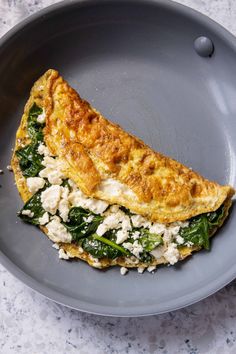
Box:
[0,0,236,317]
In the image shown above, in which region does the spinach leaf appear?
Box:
[180,215,209,249]
[63,207,103,242]
[16,103,45,177]
[27,103,44,142]
[81,234,127,259]
[16,143,44,177]
[180,206,226,250]
[207,205,225,228]
[18,189,45,225]
[138,229,163,252]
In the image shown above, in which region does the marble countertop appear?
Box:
[1,1,236,353]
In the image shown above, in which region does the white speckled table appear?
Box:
[1,1,236,353]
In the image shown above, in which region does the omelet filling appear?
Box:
[16,104,226,268]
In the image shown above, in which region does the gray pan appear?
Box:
[0,0,236,316]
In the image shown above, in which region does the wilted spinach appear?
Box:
[63,207,103,242]
[138,229,163,252]
[180,205,225,250]
[16,103,45,177]
[81,234,128,259]
[18,189,45,225]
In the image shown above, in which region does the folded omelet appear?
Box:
[11,69,234,273]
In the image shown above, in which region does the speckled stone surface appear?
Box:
[1,1,236,353]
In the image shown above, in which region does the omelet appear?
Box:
[11,69,235,272]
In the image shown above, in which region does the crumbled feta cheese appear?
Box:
[149,223,166,235]
[21,209,34,218]
[99,178,137,198]
[123,240,143,259]
[120,267,128,275]
[164,243,179,265]
[83,215,94,223]
[37,143,51,156]
[26,177,45,194]
[58,248,70,260]
[168,225,180,236]
[69,189,108,214]
[116,229,129,244]
[163,229,172,243]
[58,187,70,222]
[131,231,140,240]
[137,267,145,274]
[41,185,62,215]
[46,216,72,243]
[96,209,130,236]
[52,243,59,249]
[7,165,13,171]
[175,234,184,245]
[131,214,151,228]
[0,169,3,174]
[38,212,49,225]
[147,265,156,273]
[36,110,46,123]
[39,156,65,185]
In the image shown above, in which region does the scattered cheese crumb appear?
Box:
[175,235,184,245]
[147,265,156,273]
[52,243,60,250]
[36,111,46,124]
[7,165,12,171]
[38,212,49,225]
[21,209,34,218]
[137,267,145,274]
[164,243,179,265]
[120,267,128,275]
[37,143,51,156]
[58,248,70,260]
[0,170,3,174]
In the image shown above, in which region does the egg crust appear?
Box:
[11,69,234,269]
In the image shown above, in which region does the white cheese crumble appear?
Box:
[58,248,70,260]
[116,229,129,244]
[69,189,108,215]
[137,267,145,274]
[99,178,137,198]
[83,215,94,223]
[46,216,72,243]
[163,243,179,265]
[7,165,13,171]
[58,187,70,222]
[38,212,49,225]
[26,177,45,194]
[0,169,3,174]
[21,209,34,218]
[175,235,184,245]
[120,267,128,275]
[52,243,60,249]
[131,214,151,228]
[41,185,62,215]
[96,207,131,237]
[147,265,156,273]
[39,156,65,185]
[36,110,46,123]
[37,143,51,156]
[123,240,143,259]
